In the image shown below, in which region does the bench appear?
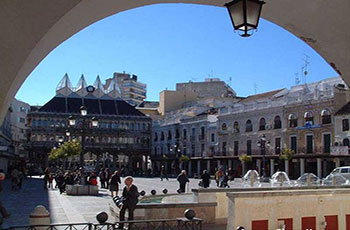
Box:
[66,185,99,195]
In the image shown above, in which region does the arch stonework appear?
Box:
[1,0,350,121]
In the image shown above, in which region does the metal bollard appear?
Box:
[29,205,50,230]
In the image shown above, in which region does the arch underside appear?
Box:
[0,0,349,120]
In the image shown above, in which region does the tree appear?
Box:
[49,140,82,162]
[239,154,252,175]
[279,148,295,176]
[179,154,190,163]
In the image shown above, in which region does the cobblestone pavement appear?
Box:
[0,176,248,227]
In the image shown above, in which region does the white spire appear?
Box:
[93,75,105,98]
[76,74,87,90]
[56,73,73,96]
[75,74,87,97]
[106,78,122,98]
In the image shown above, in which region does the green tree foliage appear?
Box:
[179,154,190,163]
[49,140,82,161]
[280,148,295,161]
[239,154,252,163]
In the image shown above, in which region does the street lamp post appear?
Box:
[257,134,270,181]
[68,106,98,167]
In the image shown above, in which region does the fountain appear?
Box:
[295,173,320,186]
[243,170,261,187]
[322,174,349,186]
[270,171,290,187]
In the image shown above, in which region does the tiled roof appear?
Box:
[335,102,350,115]
[38,96,145,116]
[239,89,285,103]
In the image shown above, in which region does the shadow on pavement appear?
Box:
[1,177,49,226]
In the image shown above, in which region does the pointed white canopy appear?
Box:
[56,73,73,96]
[106,78,122,98]
[75,74,87,97]
[93,75,105,98]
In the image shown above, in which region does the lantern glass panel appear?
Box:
[81,108,87,116]
[69,118,76,126]
[228,0,244,29]
[92,119,98,127]
[246,0,262,28]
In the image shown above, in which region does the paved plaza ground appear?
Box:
[1,176,240,227]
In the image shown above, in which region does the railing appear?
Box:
[2,218,202,230]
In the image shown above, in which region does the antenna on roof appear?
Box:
[254,83,257,94]
[302,54,310,85]
[295,72,300,85]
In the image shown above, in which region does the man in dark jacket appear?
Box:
[117,176,139,229]
[177,170,189,193]
[200,170,211,188]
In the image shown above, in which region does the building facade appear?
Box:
[151,76,350,179]
[10,98,30,160]
[105,72,147,106]
[26,74,152,173]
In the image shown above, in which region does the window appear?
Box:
[183,129,187,140]
[290,136,297,154]
[323,133,331,153]
[306,134,313,153]
[200,127,205,140]
[222,123,227,131]
[168,130,172,140]
[17,117,25,123]
[233,121,240,133]
[304,112,314,125]
[154,133,158,142]
[259,118,266,131]
[321,109,331,124]
[275,137,281,154]
[222,142,227,155]
[342,119,349,131]
[245,120,253,132]
[247,140,252,155]
[160,132,164,141]
[341,168,349,173]
[201,144,205,156]
[191,144,195,157]
[274,116,282,129]
[343,138,350,147]
[175,129,180,138]
[211,133,215,142]
[234,141,239,156]
[288,114,298,128]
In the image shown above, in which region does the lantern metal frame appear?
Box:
[225,0,265,37]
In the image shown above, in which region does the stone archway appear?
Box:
[1,0,349,120]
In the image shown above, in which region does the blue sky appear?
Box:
[16,3,337,106]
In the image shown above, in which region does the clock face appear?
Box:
[86,85,95,93]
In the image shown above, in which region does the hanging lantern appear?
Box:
[225,0,265,37]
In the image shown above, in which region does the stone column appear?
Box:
[285,160,289,176]
[197,160,201,177]
[335,158,340,167]
[317,158,322,178]
[217,160,221,170]
[188,161,192,177]
[270,159,275,176]
[256,159,261,175]
[300,158,305,176]
[207,160,210,172]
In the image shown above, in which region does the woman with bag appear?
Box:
[109,171,121,197]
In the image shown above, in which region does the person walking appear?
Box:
[105,168,111,189]
[0,173,10,219]
[109,171,121,197]
[160,165,168,181]
[99,168,106,188]
[215,168,223,187]
[43,168,50,190]
[200,170,211,188]
[117,176,139,229]
[177,170,189,193]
